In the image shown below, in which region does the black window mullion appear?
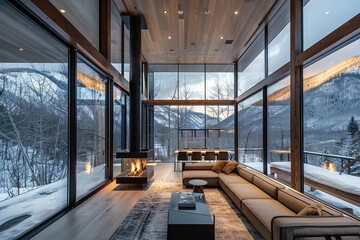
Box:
[68,48,77,207]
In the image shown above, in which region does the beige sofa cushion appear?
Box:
[222,161,239,174]
[297,203,323,216]
[242,199,296,232]
[253,175,283,199]
[184,163,215,170]
[278,189,341,216]
[219,172,249,186]
[229,183,272,200]
[237,167,255,183]
[211,161,227,173]
[182,170,219,186]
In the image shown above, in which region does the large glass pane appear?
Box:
[303,38,360,217]
[113,87,126,177]
[50,0,99,49]
[124,26,130,80]
[154,105,179,162]
[206,65,234,99]
[111,0,122,73]
[179,106,206,149]
[303,0,360,50]
[238,92,263,172]
[238,32,265,96]
[206,106,235,151]
[267,76,291,185]
[0,2,68,238]
[76,59,107,201]
[179,65,205,100]
[149,65,178,100]
[268,2,290,75]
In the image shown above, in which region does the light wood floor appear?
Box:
[33,163,181,240]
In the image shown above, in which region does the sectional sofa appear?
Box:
[182,162,360,240]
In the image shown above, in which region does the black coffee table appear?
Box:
[167,192,215,240]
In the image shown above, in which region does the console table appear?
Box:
[167,192,215,240]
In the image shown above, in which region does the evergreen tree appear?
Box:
[339,116,360,158]
[347,116,359,138]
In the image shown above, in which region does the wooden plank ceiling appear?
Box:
[114,0,275,64]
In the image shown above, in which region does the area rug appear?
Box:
[110,182,263,240]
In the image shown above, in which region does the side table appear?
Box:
[188,179,208,195]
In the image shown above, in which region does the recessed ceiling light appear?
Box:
[178,10,183,15]
[201,57,204,60]
[168,36,172,39]
[59,9,66,13]
[178,57,181,60]
[234,11,239,15]
[205,10,210,15]
[19,48,24,51]
[163,10,168,14]
[325,11,330,15]
[220,36,224,40]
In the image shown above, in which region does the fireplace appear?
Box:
[115,16,154,185]
[115,150,154,184]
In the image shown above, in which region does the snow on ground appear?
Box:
[0,164,106,240]
[270,162,360,196]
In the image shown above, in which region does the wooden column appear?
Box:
[290,0,303,192]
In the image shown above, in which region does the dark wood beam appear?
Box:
[144,100,235,106]
[100,0,111,59]
[290,0,303,192]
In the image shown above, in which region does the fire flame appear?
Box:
[323,161,336,172]
[129,160,144,176]
[85,162,92,175]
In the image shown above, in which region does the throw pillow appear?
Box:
[222,161,239,174]
[211,161,228,173]
[297,203,323,216]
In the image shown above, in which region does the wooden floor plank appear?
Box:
[33,163,178,240]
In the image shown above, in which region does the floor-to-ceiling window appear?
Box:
[150,64,235,162]
[76,58,107,201]
[303,38,360,217]
[0,2,69,238]
[267,76,291,184]
[238,92,263,172]
[113,86,126,177]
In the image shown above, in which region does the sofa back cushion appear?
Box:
[237,167,255,183]
[185,163,215,170]
[278,189,313,214]
[253,176,279,199]
[278,189,340,216]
